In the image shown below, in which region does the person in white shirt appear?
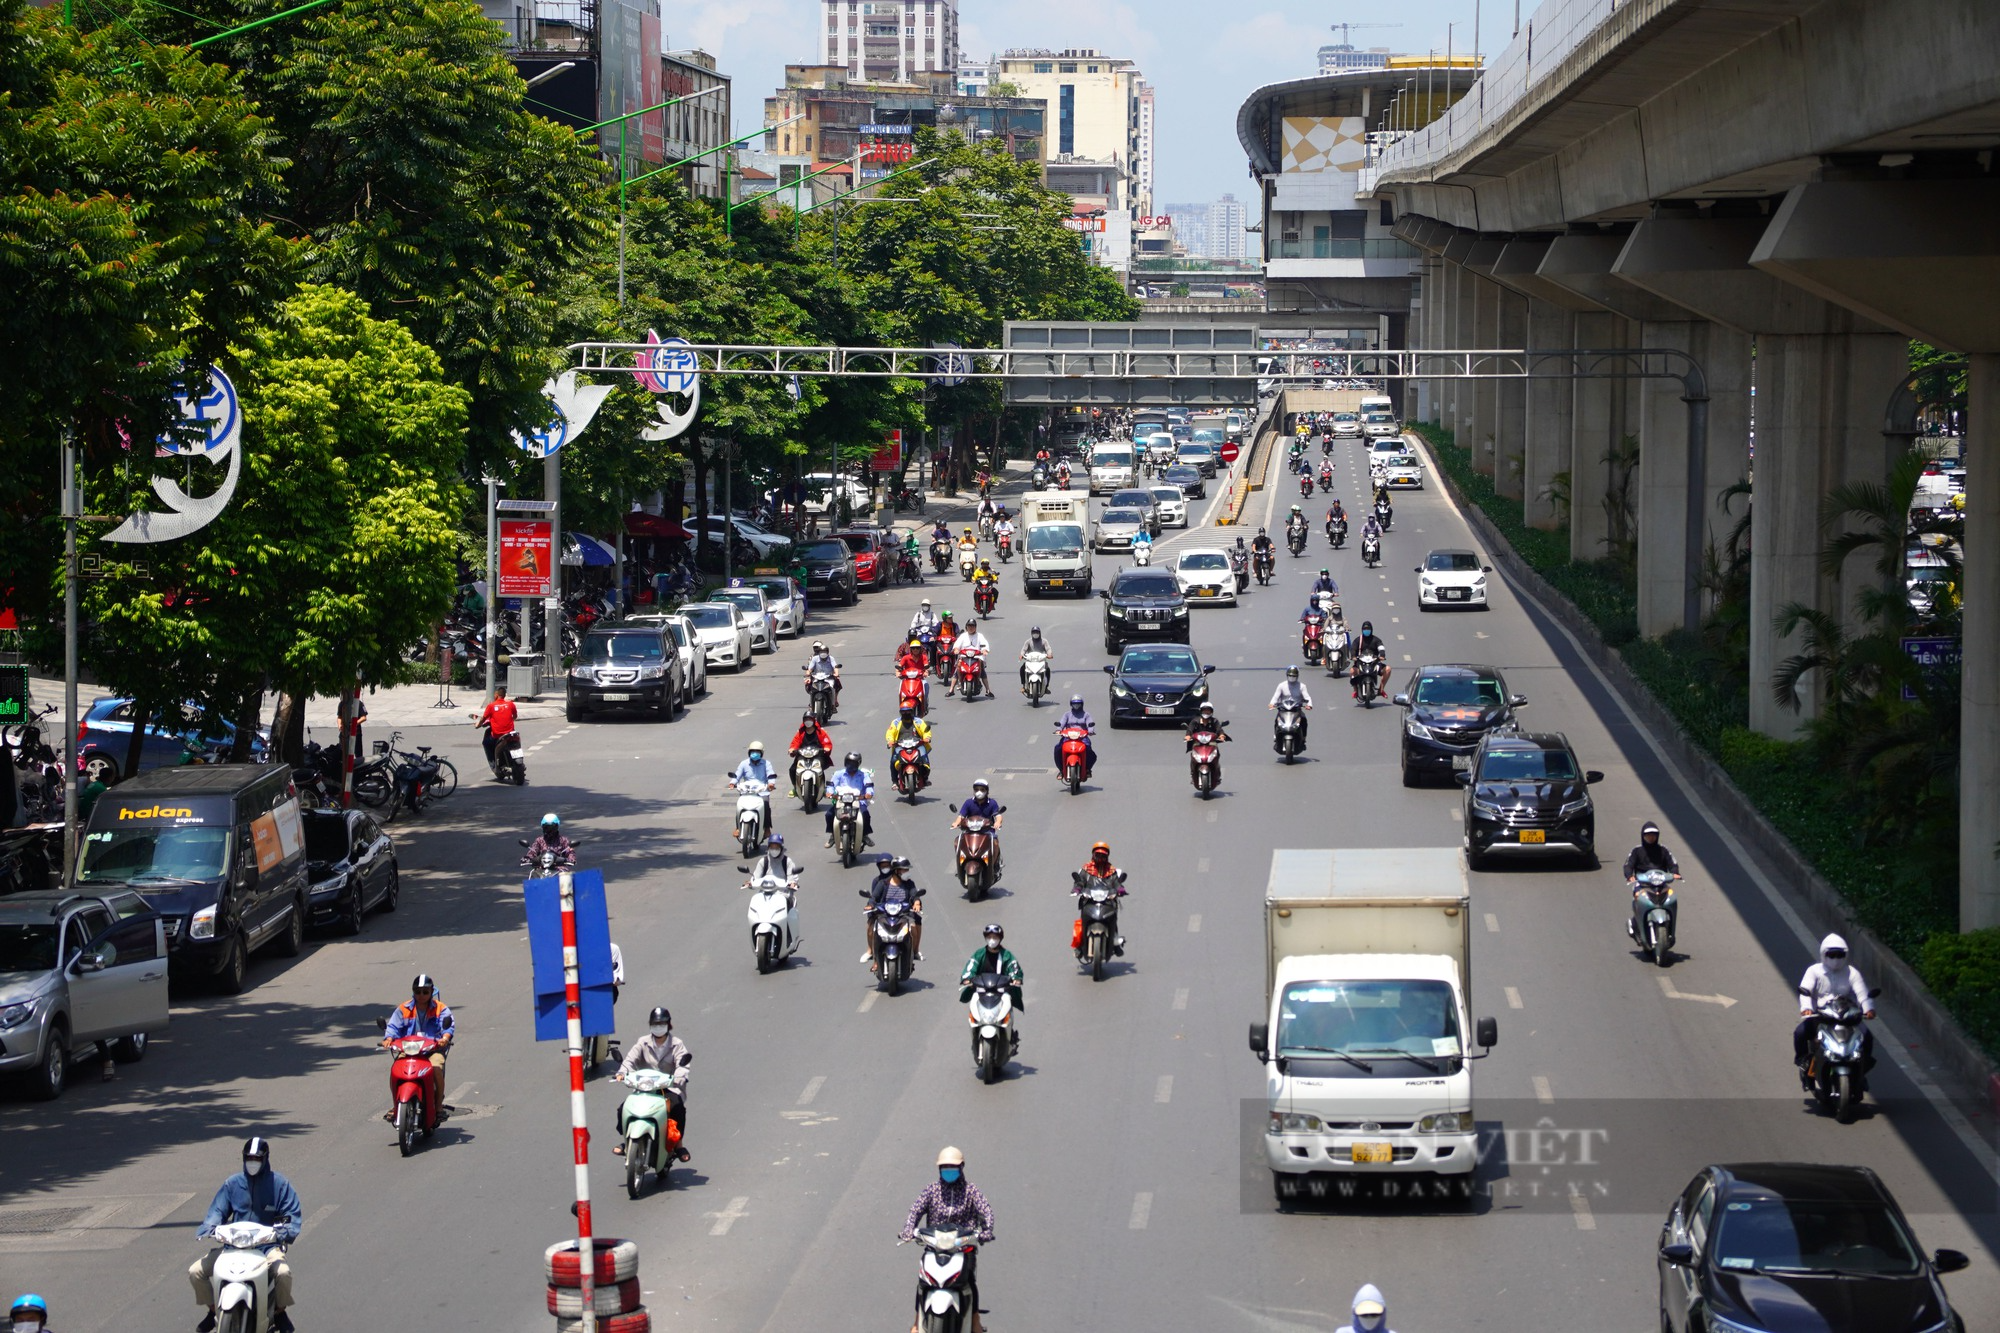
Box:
[1267,666,1314,744]
[954,620,993,698]
[1794,933,1875,1083]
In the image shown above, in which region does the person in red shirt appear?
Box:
[476,686,519,770]
[788,711,833,796]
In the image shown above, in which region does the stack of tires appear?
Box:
[545,1237,649,1332]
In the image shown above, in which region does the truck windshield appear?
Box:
[78,826,231,885]
[1026,526,1082,555]
[1277,980,1461,1059]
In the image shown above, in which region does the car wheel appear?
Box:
[214,931,249,995]
[26,1022,66,1101]
[844,581,858,607]
[81,753,118,785]
[274,896,306,957]
[1105,636,1119,654]
[338,885,366,936]
[566,703,584,723]
[1401,755,1420,788]
[380,864,401,913]
[113,1030,148,1063]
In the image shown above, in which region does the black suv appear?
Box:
[799,537,860,606]
[1393,663,1526,786]
[1456,731,1601,869]
[566,625,684,721]
[1098,567,1190,652]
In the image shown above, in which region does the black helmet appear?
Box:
[844,751,862,769]
[243,1136,271,1165]
[1361,620,1373,633]
[803,709,817,723]
[1286,666,1299,680]
[648,1005,672,1028]
[1257,527,1266,536]
[411,973,436,998]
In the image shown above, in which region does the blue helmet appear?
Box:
[11,1295,47,1319]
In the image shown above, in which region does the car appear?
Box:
[1098,567,1190,651]
[619,612,709,705]
[0,888,167,1098]
[693,515,788,559]
[1394,664,1527,784]
[1162,464,1206,500]
[1331,412,1362,438]
[709,585,777,651]
[799,472,870,517]
[740,574,807,638]
[1368,437,1406,470]
[1382,455,1425,489]
[1102,643,1217,725]
[74,698,267,786]
[830,528,893,590]
[301,809,398,935]
[567,623,684,720]
[678,602,755,673]
[1658,1163,1969,1333]
[1142,431,1178,466]
[1106,488,1161,535]
[1455,731,1600,868]
[1362,411,1400,438]
[798,537,860,606]
[1172,548,1237,605]
[1147,485,1189,530]
[1176,442,1219,477]
[1095,508,1148,553]
[1416,549,1492,610]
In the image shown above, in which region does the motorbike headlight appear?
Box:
[0,1000,37,1031]
[1558,797,1592,818]
[1268,1111,1324,1134]
[1417,1111,1474,1133]
[1405,719,1434,740]
[189,905,218,940]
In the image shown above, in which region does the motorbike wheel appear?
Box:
[1835,1072,1860,1124]
[801,782,820,815]
[626,1138,646,1199]
[397,1101,419,1157]
[841,832,857,869]
[888,959,903,997]
[757,934,776,975]
[1653,932,1672,968]
[1068,765,1081,795]
[218,1308,250,1333]
[740,831,758,859]
[966,863,989,902]
[353,772,391,808]
[1092,947,1106,983]
[979,1040,1000,1084]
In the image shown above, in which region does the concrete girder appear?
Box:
[1537,233,1704,325]
[1492,237,1605,313]
[1614,214,1895,337]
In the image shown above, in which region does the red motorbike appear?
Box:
[932,630,958,684]
[973,578,998,616]
[1301,611,1326,666]
[898,663,930,718]
[384,1033,447,1157]
[892,736,928,802]
[1187,723,1228,799]
[996,531,1013,562]
[1300,473,1315,498]
[1058,724,1092,795]
[955,648,986,700]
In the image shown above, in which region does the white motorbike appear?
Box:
[1020,650,1050,706]
[205,1221,286,1333]
[905,1227,982,1333]
[963,970,1018,1084]
[794,743,827,813]
[743,868,800,974]
[958,547,978,582]
[1132,539,1153,567]
[729,776,773,858]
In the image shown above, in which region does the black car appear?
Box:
[1455,731,1601,869]
[1162,464,1205,499]
[799,538,860,606]
[566,625,684,722]
[1098,568,1190,652]
[1393,664,1527,785]
[1103,644,1216,726]
[301,809,399,935]
[1659,1163,1969,1333]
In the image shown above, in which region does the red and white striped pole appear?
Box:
[559,868,598,1333]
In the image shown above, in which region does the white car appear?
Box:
[1416,549,1492,611]
[1143,432,1178,466]
[1381,455,1425,490]
[800,473,870,517]
[710,586,777,652]
[1368,436,1406,467]
[1173,548,1237,604]
[624,612,709,704]
[694,516,788,558]
[740,574,806,638]
[1148,485,1189,529]
[679,601,755,671]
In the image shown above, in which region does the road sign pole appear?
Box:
[485,477,500,702]
[60,430,78,881]
[559,868,598,1333]
[544,455,564,660]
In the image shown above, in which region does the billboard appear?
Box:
[499,520,555,597]
[598,0,664,165]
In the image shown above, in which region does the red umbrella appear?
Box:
[623,511,691,540]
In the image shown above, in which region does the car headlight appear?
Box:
[1108,605,1127,618]
[1406,719,1434,740]
[1417,1111,1474,1133]
[1268,1111,1325,1134]
[1172,605,1189,617]
[189,905,218,940]
[1702,1312,1766,1333]
[1469,798,1503,819]
[0,1001,37,1030]
[639,664,667,680]
[310,871,350,897]
[1111,683,1132,697]
[1420,576,1435,587]
[570,666,595,681]
[1559,797,1593,819]
[1190,681,1208,696]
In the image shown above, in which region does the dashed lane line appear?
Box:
[1533,1075,1555,1104]
[1128,1192,1153,1230]
[797,1075,825,1106]
[1172,987,1189,1011]
[1504,986,1524,1010]
[1155,1076,1174,1104]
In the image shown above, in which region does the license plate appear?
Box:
[1451,754,1472,770]
[1048,579,1064,588]
[1444,589,1465,600]
[1518,829,1546,843]
[1196,588,1216,597]
[601,692,632,701]
[1350,1142,1393,1164]
[1145,704,1175,715]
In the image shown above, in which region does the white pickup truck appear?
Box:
[1248,848,1496,1208]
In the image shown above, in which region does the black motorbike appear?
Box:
[1071,869,1125,982]
[1287,526,1308,557]
[1253,550,1274,585]
[1273,698,1308,762]
[1328,516,1347,549]
[483,726,526,785]
[1362,534,1382,569]
[1375,499,1394,531]
[387,744,446,820]
[1228,548,1250,593]
[930,539,952,574]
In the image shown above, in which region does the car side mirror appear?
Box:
[1482,564,1493,573]
[1476,1016,1498,1049]
[1102,665,1116,675]
[1248,1022,1269,1062]
[1412,566,1422,573]
[1097,589,1109,599]
[1509,694,1528,707]
[71,947,107,974]
[1585,770,1605,785]
[1933,1248,1970,1274]
[1658,1243,1694,1267]
[1202,664,1216,675]
[1392,693,1410,707]
[1453,770,1472,786]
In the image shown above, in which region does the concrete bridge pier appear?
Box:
[1567,311,1626,564]
[1464,239,1508,477]
[1522,297,1575,530]
[1493,290,1529,501]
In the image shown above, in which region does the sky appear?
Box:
[664,0,1505,205]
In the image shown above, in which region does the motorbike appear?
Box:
[1353,649,1384,706]
[202,1220,288,1333]
[1287,525,1308,557]
[729,776,773,858]
[963,972,1017,1082]
[1375,499,1394,531]
[1054,468,1071,491]
[1630,869,1678,967]
[1273,697,1307,762]
[1253,549,1275,585]
[384,1031,447,1156]
[1072,868,1125,982]
[387,744,445,821]
[863,891,923,995]
[958,547,978,582]
[1324,626,1351,678]
[897,548,924,583]
[1362,533,1382,569]
[1805,988,1881,1124]
[1132,539,1153,567]
[932,631,958,683]
[1030,464,1050,489]
[1229,548,1250,592]
[892,737,927,802]
[973,578,998,616]
[481,726,526,786]
[1314,590,1342,622]
[1318,465,1333,491]
[996,531,1013,563]
[618,1061,689,1197]
[954,648,986,701]
[1057,723,1092,794]
[743,867,801,973]
[953,812,1003,900]
[1187,722,1227,798]
[898,663,931,718]
[518,837,582,878]
[807,668,839,722]
[931,539,952,574]
[832,789,866,868]
[1299,474,1315,498]
[978,513,995,541]
[1328,516,1348,549]
[905,1227,981,1333]
[1300,611,1326,666]
[1021,650,1050,705]
[794,742,827,813]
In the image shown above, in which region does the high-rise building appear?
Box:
[995,49,1150,214]
[1205,194,1247,262]
[819,0,959,85]
[1133,83,1156,218]
[1317,44,1393,74]
[1164,206,1209,257]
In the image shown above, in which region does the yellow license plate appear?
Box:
[1197,588,1216,597]
[1048,580,1064,587]
[1518,829,1546,844]
[1350,1142,1393,1164]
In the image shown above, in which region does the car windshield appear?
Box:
[803,541,848,561]
[1415,674,1505,707]
[713,592,763,612]
[1180,444,1214,456]
[77,826,230,884]
[1276,979,1462,1058]
[1111,492,1151,507]
[1426,553,1483,573]
[1026,525,1082,554]
[832,534,872,552]
[1192,429,1224,444]
[744,579,791,600]
[0,921,60,974]
[1116,574,1180,598]
[1121,647,1199,675]
[1165,467,1198,481]
[580,633,664,661]
[1103,510,1144,526]
[1334,413,1357,422]
[1180,553,1229,571]
[1150,489,1181,504]
[1712,1198,1922,1276]
[684,606,736,629]
[303,818,349,862]
[1478,748,1579,782]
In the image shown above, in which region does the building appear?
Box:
[994,49,1151,214]
[1165,205,1209,258]
[764,66,1046,181]
[1205,194,1248,262]
[1317,44,1393,74]
[955,57,992,97]
[819,0,959,85]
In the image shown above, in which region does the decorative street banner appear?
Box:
[514,370,615,458]
[636,330,701,442]
[872,430,903,472]
[103,364,244,545]
[498,519,555,597]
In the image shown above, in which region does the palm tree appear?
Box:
[1816,445,1945,631]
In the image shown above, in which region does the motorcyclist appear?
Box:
[1285,505,1309,544]
[1623,821,1684,943]
[1360,513,1383,560]
[934,610,960,665]
[1131,526,1153,562]
[1334,1283,1395,1333]
[788,712,833,797]
[901,1147,996,1333]
[864,854,924,967]
[1018,626,1052,692]
[801,639,842,710]
[1250,527,1275,573]
[1184,701,1230,751]
[951,619,990,697]
[1269,666,1313,745]
[992,511,1016,552]
[960,922,1024,994]
[909,598,940,640]
[824,752,876,847]
[952,779,1005,877]
[613,1005,691,1161]
[971,556,1000,601]
[885,706,933,787]
[9,1295,48,1333]
[1795,933,1875,1086]
[747,832,804,889]
[897,634,930,676]
[380,973,455,1103]
[930,518,951,546]
[1052,695,1097,781]
[730,741,778,840]
[1071,844,1128,957]
[956,528,979,570]
[1349,620,1388,700]
[522,812,578,869]
[901,525,923,576]
[1310,568,1341,600]
[1299,470,1314,497]
[475,684,519,773]
[190,1137,300,1333]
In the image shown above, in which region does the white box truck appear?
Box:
[1248,848,1496,1207]
[1019,491,1092,598]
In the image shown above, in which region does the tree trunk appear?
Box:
[271,692,307,768]
[229,691,260,763]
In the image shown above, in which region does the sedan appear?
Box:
[740,574,806,638]
[1394,663,1526,784]
[1658,1162,1969,1333]
[1173,548,1237,605]
[1162,463,1206,500]
[1381,455,1425,489]
[830,529,892,590]
[1455,731,1600,869]
[1095,508,1148,553]
[1415,549,1491,610]
[1103,644,1217,726]
[693,515,788,559]
[710,585,777,651]
[1148,485,1189,529]
[74,698,267,785]
[679,602,754,673]
[1331,412,1362,438]
[1106,488,1162,536]
[301,809,398,935]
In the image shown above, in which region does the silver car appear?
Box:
[1148,485,1189,529]
[710,586,777,652]
[680,602,755,672]
[0,889,168,1099]
[1095,508,1148,553]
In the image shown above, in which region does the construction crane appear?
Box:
[1327,21,1402,47]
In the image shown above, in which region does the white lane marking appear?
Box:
[736,710,753,718]
[1187,914,1202,933]
[1570,1191,1597,1231]
[1484,913,1499,933]
[1206,810,1218,823]
[1403,654,1414,662]
[1197,858,1211,873]
[857,990,880,1013]
[446,1082,475,1104]
[1449,807,1462,821]
[1657,974,1738,1008]
[1504,986,1524,1010]
[797,1075,826,1106]
[1533,1075,1555,1104]
[707,1196,751,1236]
[1128,1192,1153,1230]
[298,1204,337,1240]
[1172,987,1189,1011]
[1155,1075,1174,1104]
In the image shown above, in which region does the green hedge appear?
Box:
[1920,929,2000,1054]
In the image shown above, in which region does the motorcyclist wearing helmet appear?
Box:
[614,1006,691,1161]
[1334,1283,1395,1333]
[992,511,1015,550]
[954,618,992,698]
[909,598,940,640]
[1053,695,1097,781]
[788,711,833,797]
[747,832,804,890]
[1349,620,1388,699]
[381,973,455,1100]
[1184,702,1230,751]
[1361,512,1383,545]
[1018,626,1052,692]
[961,923,1024,995]
[952,779,1005,876]
[1310,568,1340,600]
[731,742,778,841]
[1072,844,1128,957]
[191,1137,301,1333]
[825,752,876,846]
[9,1295,48,1333]
[865,854,924,967]
[1795,934,1876,1086]
[801,639,842,709]
[1269,666,1314,744]
[523,812,577,869]
[475,683,519,772]
[1285,504,1309,539]
[956,528,979,566]
[901,1147,996,1333]
[885,706,933,787]
[1623,821,1684,944]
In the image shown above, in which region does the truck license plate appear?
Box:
[602,692,632,702]
[1351,1142,1393,1164]
[1518,829,1546,843]
[1048,579,1065,588]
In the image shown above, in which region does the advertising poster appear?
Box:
[872,430,903,472]
[499,520,555,597]
[599,0,664,165]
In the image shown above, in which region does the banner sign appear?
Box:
[1136,215,1174,228]
[103,364,244,545]
[1900,635,1961,701]
[513,370,614,458]
[862,139,915,165]
[859,123,913,135]
[499,519,555,597]
[872,430,903,472]
[636,330,701,442]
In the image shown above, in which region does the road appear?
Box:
[6,438,1996,1333]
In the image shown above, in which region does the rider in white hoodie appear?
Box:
[1335,1284,1394,1333]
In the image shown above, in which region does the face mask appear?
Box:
[939,1167,962,1184]
[650,1026,670,1039]
[1356,1317,1383,1332]
[244,1160,265,1177]
[17,1320,44,1333]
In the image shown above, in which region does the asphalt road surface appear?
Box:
[7,441,1996,1333]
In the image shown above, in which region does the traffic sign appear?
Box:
[1220,441,1240,464]
[1900,635,1960,701]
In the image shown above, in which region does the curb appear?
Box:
[1423,439,2000,1127]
